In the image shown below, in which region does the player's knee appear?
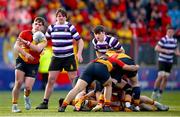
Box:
[103,79,112,87]
[48,77,56,85]
[158,71,166,77]
[15,81,23,88]
[68,72,77,80]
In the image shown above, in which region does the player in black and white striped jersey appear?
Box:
[92,25,125,58]
[152,27,180,101]
[36,8,84,109]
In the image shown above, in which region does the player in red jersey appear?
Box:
[12,17,47,113]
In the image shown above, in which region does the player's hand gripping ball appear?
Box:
[33,31,45,43]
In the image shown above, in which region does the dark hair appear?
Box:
[34,17,46,26]
[167,25,175,30]
[56,8,67,18]
[93,25,105,34]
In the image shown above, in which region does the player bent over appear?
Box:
[106,50,141,111]
[12,17,47,113]
[58,55,138,112]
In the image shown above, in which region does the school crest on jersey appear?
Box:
[70,64,74,70]
[64,28,68,32]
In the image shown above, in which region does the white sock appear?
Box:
[125,102,131,108]
[154,101,161,106]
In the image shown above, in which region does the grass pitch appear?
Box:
[0,91,180,117]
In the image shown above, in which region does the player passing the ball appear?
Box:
[12,17,47,113]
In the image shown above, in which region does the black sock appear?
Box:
[153,88,158,92]
[159,90,163,94]
[132,87,141,100]
[43,99,49,104]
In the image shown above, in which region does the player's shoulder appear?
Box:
[118,53,131,59]
[20,30,32,34]
[47,24,56,29]
[66,21,75,27]
[19,30,32,38]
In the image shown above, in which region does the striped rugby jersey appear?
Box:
[92,35,123,54]
[157,35,178,63]
[45,21,81,58]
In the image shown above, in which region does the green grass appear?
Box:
[0,91,180,116]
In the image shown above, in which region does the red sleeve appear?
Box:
[108,56,125,67]
[18,30,32,41]
[18,31,26,39]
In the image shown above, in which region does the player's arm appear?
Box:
[116,47,125,53]
[77,38,84,63]
[155,43,170,54]
[84,90,95,99]
[18,37,47,53]
[175,47,180,56]
[96,51,103,58]
[108,56,139,71]
[123,64,139,71]
[14,38,34,60]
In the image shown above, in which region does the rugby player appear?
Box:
[12,17,47,113]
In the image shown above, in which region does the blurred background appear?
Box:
[0,0,180,91]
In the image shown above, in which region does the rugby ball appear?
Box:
[33,31,45,43]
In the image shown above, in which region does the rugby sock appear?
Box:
[132,87,141,106]
[43,99,49,104]
[125,102,131,108]
[12,99,18,104]
[154,101,161,107]
[24,89,31,97]
[61,100,69,107]
[104,100,111,106]
[153,88,158,92]
[159,90,163,94]
[98,94,104,105]
[132,87,141,99]
[70,99,76,105]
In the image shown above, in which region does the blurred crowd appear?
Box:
[0,0,180,45]
[0,0,180,61]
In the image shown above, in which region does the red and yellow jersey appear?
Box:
[105,50,131,59]
[95,58,113,72]
[18,30,42,64]
[92,56,125,72]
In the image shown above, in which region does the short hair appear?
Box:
[34,17,46,26]
[93,25,105,34]
[56,8,67,18]
[167,25,175,30]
